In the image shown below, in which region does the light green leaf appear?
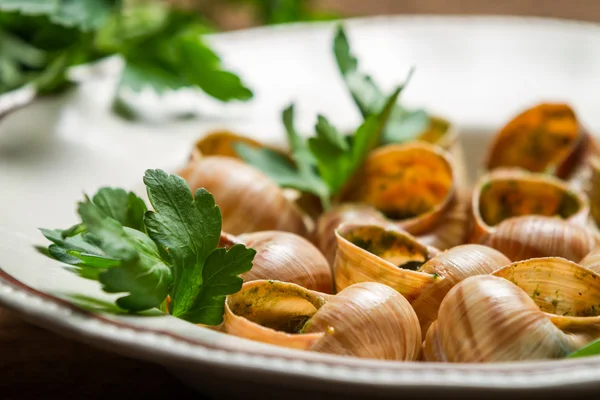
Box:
[0,0,115,31]
[568,339,600,358]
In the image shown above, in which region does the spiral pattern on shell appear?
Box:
[179,156,309,237]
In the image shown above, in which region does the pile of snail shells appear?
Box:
[183,102,600,363]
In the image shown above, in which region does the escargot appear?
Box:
[219,231,333,293]
[179,156,311,237]
[333,222,510,334]
[223,280,422,360]
[471,168,595,262]
[316,142,469,264]
[484,103,598,185]
[424,257,600,362]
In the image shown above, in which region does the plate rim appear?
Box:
[2,251,600,391]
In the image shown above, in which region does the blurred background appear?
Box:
[172,0,600,30]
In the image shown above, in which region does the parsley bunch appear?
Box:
[41,169,256,325]
[0,0,253,118]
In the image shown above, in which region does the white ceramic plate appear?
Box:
[2,16,600,399]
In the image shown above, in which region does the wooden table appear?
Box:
[0,308,200,398]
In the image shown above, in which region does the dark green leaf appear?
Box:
[143,169,222,317]
[78,200,172,311]
[177,244,256,324]
[91,187,147,232]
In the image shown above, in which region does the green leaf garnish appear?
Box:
[567,339,600,358]
[40,169,256,325]
[0,1,253,118]
[0,0,115,31]
[308,86,402,195]
[78,199,172,311]
[333,24,430,144]
[236,86,401,209]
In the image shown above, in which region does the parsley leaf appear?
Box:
[308,85,402,195]
[177,244,255,323]
[40,228,118,268]
[0,2,253,119]
[143,169,255,324]
[333,25,430,144]
[567,338,600,358]
[78,199,172,311]
[40,170,256,323]
[236,105,331,208]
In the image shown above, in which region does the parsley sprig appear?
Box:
[235,80,402,210]
[40,169,256,324]
[333,25,430,144]
[0,0,253,118]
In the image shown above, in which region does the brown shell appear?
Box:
[410,244,510,336]
[315,204,387,266]
[223,280,331,350]
[303,282,422,360]
[340,143,456,236]
[223,280,421,360]
[423,275,576,362]
[191,130,289,161]
[237,231,333,293]
[485,103,585,179]
[470,168,589,242]
[480,215,597,263]
[178,156,310,237]
[333,223,440,302]
[590,157,600,229]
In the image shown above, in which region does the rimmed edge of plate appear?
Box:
[2,263,600,391]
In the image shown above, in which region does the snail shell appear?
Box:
[423,275,578,362]
[590,156,600,229]
[485,103,586,179]
[316,204,387,265]
[425,257,600,362]
[223,280,421,360]
[480,215,597,263]
[334,223,441,302]
[191,130,289,161]
[340,143,456,236]
[236,231,333,293]
[410,244,510,336]
[316,142,467,264]
[470,168,589,243]
[179,156,310,237]
[580,246,600,274]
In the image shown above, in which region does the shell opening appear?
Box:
[479,179,581,227]
[486,103,580,173]
[341,225,429,270]
[341,145,454,222]
[227,281,324,334]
